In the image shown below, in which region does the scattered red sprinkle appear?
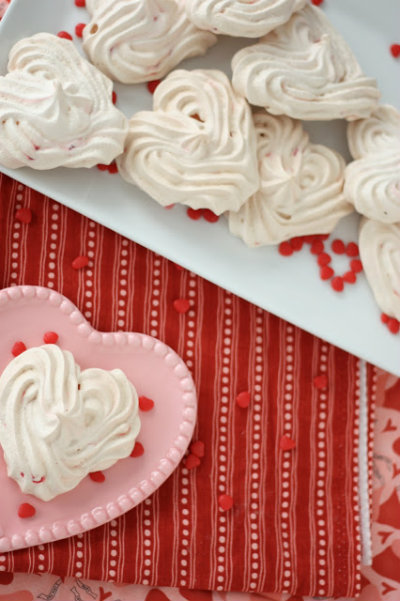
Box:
[173,298,190,314]
[190,440,205,458]
[311,0,324,5]
[387,318,400,335]
[381,313,389,324]
[320,266,334,280]
[89,471,105,483]
[108,162,118,174]
[147,79,161,94]
[350,259,363,274]
[313,374,328,390]
[12,341,26,357]
[218,494,234,511]
[112,90,117,104]
[331,276,344,292]
[279,435,296,451]
[72,255,89,270]
[186,208,203,221]
[43,331,59,344]
[130,442,144,457]
[185,453,201,470]
[290,237,304,251]
[75,23,86,37]
[345,242,359,257]
[97,163,109,171]
[236,390,251,408]
[310,240,324,255]
[202,209,219,223]
[139,395,155,411]
[74,0,86,6]
[279,241,293,257]
[317,252,331,267]
[15,207,32,224]
[18,503,36,518]
[32,475,46,484]
[390,44,400,58]
[331,239,345,255]
[57,31,73,40]
[343,271,356,284]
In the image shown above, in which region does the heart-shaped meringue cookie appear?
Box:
[228,112,352,246]
[231,5,379,121]
[0,33,128,170]
[117,69,259,214]
[185,0,306,38]
[359,218,400,321]
[0,286,196,552]
[82,0,217,84]
[345,105,400,223]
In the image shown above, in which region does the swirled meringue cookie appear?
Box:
[231,5,379,121]
[0,345,140,501]
[82,0,217,84]
[359,218,400,321]
[117,69,259,214]
[228,112,352,246]
[345,105,400,223]
[0,33,128,170]
[185,0,306,38]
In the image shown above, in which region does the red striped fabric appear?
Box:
[0,173,372,597]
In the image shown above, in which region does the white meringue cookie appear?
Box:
[0,33,128,170]
[82,0,217,84]
[228,112,352,246]
[359,218,400,321]
[185,0,306,38]
[117,69,259,214]
[0,345,140,501]
[231,5,379,121]
[345,105,400,223]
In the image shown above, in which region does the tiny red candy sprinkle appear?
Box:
[290,237,304,251]
[236,391,251,408]
[331,276,344,292]
[89,471,105,483]
[108,162,118,174]
[390,44,400,58]
[317,252,331,267]
[173,298,190,314]
[164,204,175,210]
[15,207,32,224]
[139,396,155,411]
[147,79,161,94]
[343,271,356,284]
[279,241,293,257]
[112,90,117,104]
[345,242,359,257]
[130,442,144,457]
[18,503,36,519]
[387,318,400,334]
[43,331,59,344]
[75,23,86,37]
[57,31,73,40]
[350,259,363,274]
[313,374,328,390]
[186,208,203,221]
[310,240,324,255]
[218,494,234,511]
[190,440,205,458]
[12,341,26,357]
[185,453,201,470]
[97,163,108,171]
[331,239,345,254]
[72,255,89,270]
[279,435,296,451]
[381,313,389,324]
[320,266,334,281]
[311,0,324,5]
[202,209,219,223]
[75,0,86,6]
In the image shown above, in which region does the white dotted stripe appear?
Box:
[9,184,25,284]
[75,533,84,578]
[0,554,6,571]
[84,221,96,320]
[108,519,118,581]
[141,499,154,586]
[46,203,59,289]
[353,361,362,593]
[149,255,161,337]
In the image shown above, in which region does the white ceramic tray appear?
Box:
[0,0,399,375]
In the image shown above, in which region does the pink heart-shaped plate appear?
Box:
[0,286,197,552]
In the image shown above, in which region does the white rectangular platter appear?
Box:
[1,0,400,375]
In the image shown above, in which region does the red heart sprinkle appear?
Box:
[202,209,219,223]
[310,240,324,255]
[75,0,86,6]
[331,276,344,292]
[108,162,118,174]
[12,341,27,356]
[43,331,59,344]
[278,241,293,256]
[343,271,356,284]
[311,0,324,5]
[139,395,155,411]
[89,471,105,483]
[75,23,86,37]
[112,91,117,105]
[147,79,161,94]
[218,494,234,511]
[317,252,331,267]
[97,164,109,171]
[320,266,334,280]
[381,313,389,324]
[173,298,190,314]
[57,31,73,40]
[350,259,363,273]
[290,237,304,251]
[184,453,201,470]
[390,44,400,58]
[345,242,359,257]
[313,374,328,390]
[387,318,400,334]
[72,255,89,270]
[15,207,32,224]
[279,435,296,451]
[130,441,144,457]
[186,208,203,221]
[331,239,345,254]
[236,390,251,408]
[18,503,36,518]
[190,440,205,458]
